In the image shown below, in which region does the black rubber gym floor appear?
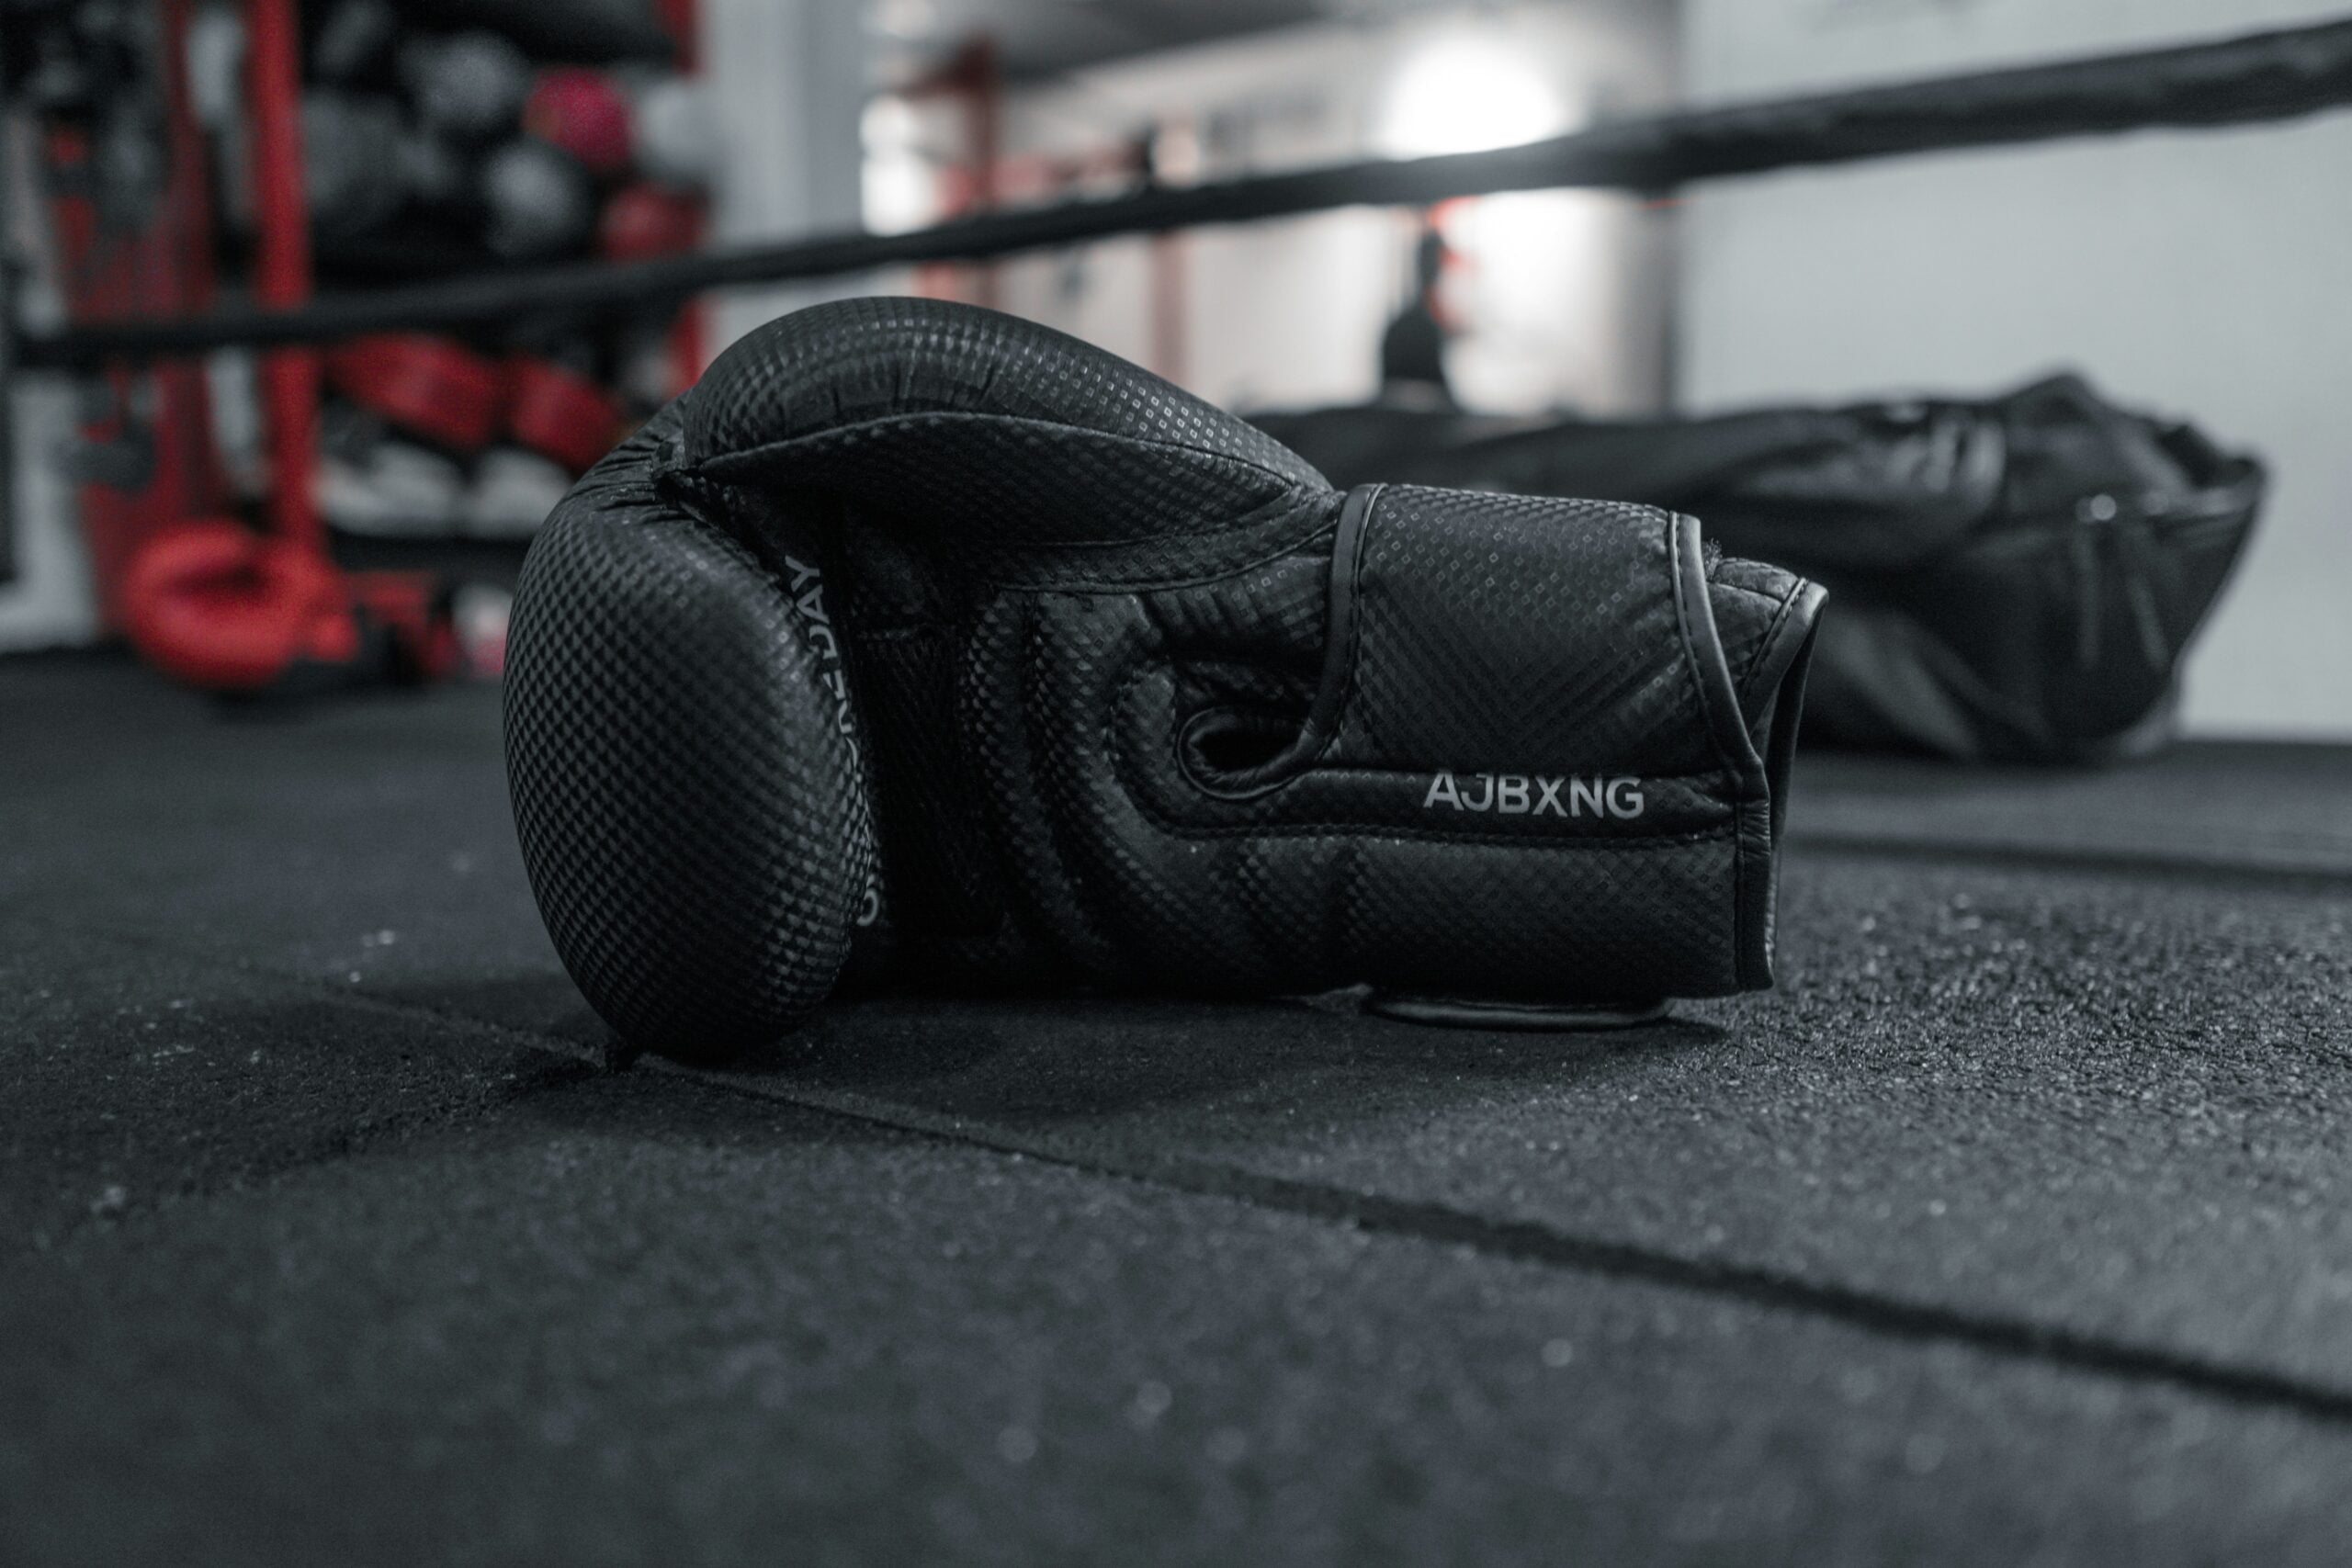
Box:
[6,652,2350,1566]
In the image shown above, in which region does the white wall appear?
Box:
[702,0,870,354]
[1679,0,2352,739]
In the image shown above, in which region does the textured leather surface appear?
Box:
[505,299,1824,1056]
[1254,375,2260,763]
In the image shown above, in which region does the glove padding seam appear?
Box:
[1735,577,1813,705]
[1669,512,1757,989]
[679,413,1324,551]
[684,408,1311,494]
[964,507,1339,594]
[1669,513,1747,787]
[1333,484,1381,764]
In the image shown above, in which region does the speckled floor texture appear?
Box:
[6,652,2349,1567]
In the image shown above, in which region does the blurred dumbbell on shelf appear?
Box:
[599,181,701,260]
[481,137,596,259]
[395,124,471,212]
[462,448,572,539]
[628,73,718,191]
[315,328,628,535]
[525,67,634,177]
[311,0,402,87]
[314,410,575,545]
[303,88,470,253]
[399,30,531,143]
[314,404,467,537]
[301,90,409,243]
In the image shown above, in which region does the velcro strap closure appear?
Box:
[1328,484,1760,793]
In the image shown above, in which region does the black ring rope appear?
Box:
[18,16,2352,368]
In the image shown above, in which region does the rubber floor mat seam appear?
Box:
[664,1062,2352,1431]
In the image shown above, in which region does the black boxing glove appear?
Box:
[504,299,1825,1058]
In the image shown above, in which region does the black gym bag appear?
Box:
[1253,374,2263,764]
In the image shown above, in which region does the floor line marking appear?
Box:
[670,1063,2352,1430]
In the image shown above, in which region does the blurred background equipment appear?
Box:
[627,70,718,189]
[299,88,406,243]
[398,30,531,144]
[598,179,703,258]
[460,446,570,538]
[119,513,456,693]
[478,136,596,258]
[503,352,623,473]
[119,514,359,691]
[309,0,401,85]
[1254,373,2264,762]
[325,333,505,452]
[0,1,2347,739]
[525,65,635,176]
[6,5,2352,1561]
[313,405,465,536]
[1,0,708,685]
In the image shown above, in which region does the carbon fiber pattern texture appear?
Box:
[504,412,878,1056]
[1336,487,1712,773]
[504,299,1825,1054]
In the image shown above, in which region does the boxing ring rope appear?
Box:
[18,15,2352,369]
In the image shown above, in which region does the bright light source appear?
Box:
[863,96,936,234]
[870,0,937,41]
[1375,33,1566,158]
